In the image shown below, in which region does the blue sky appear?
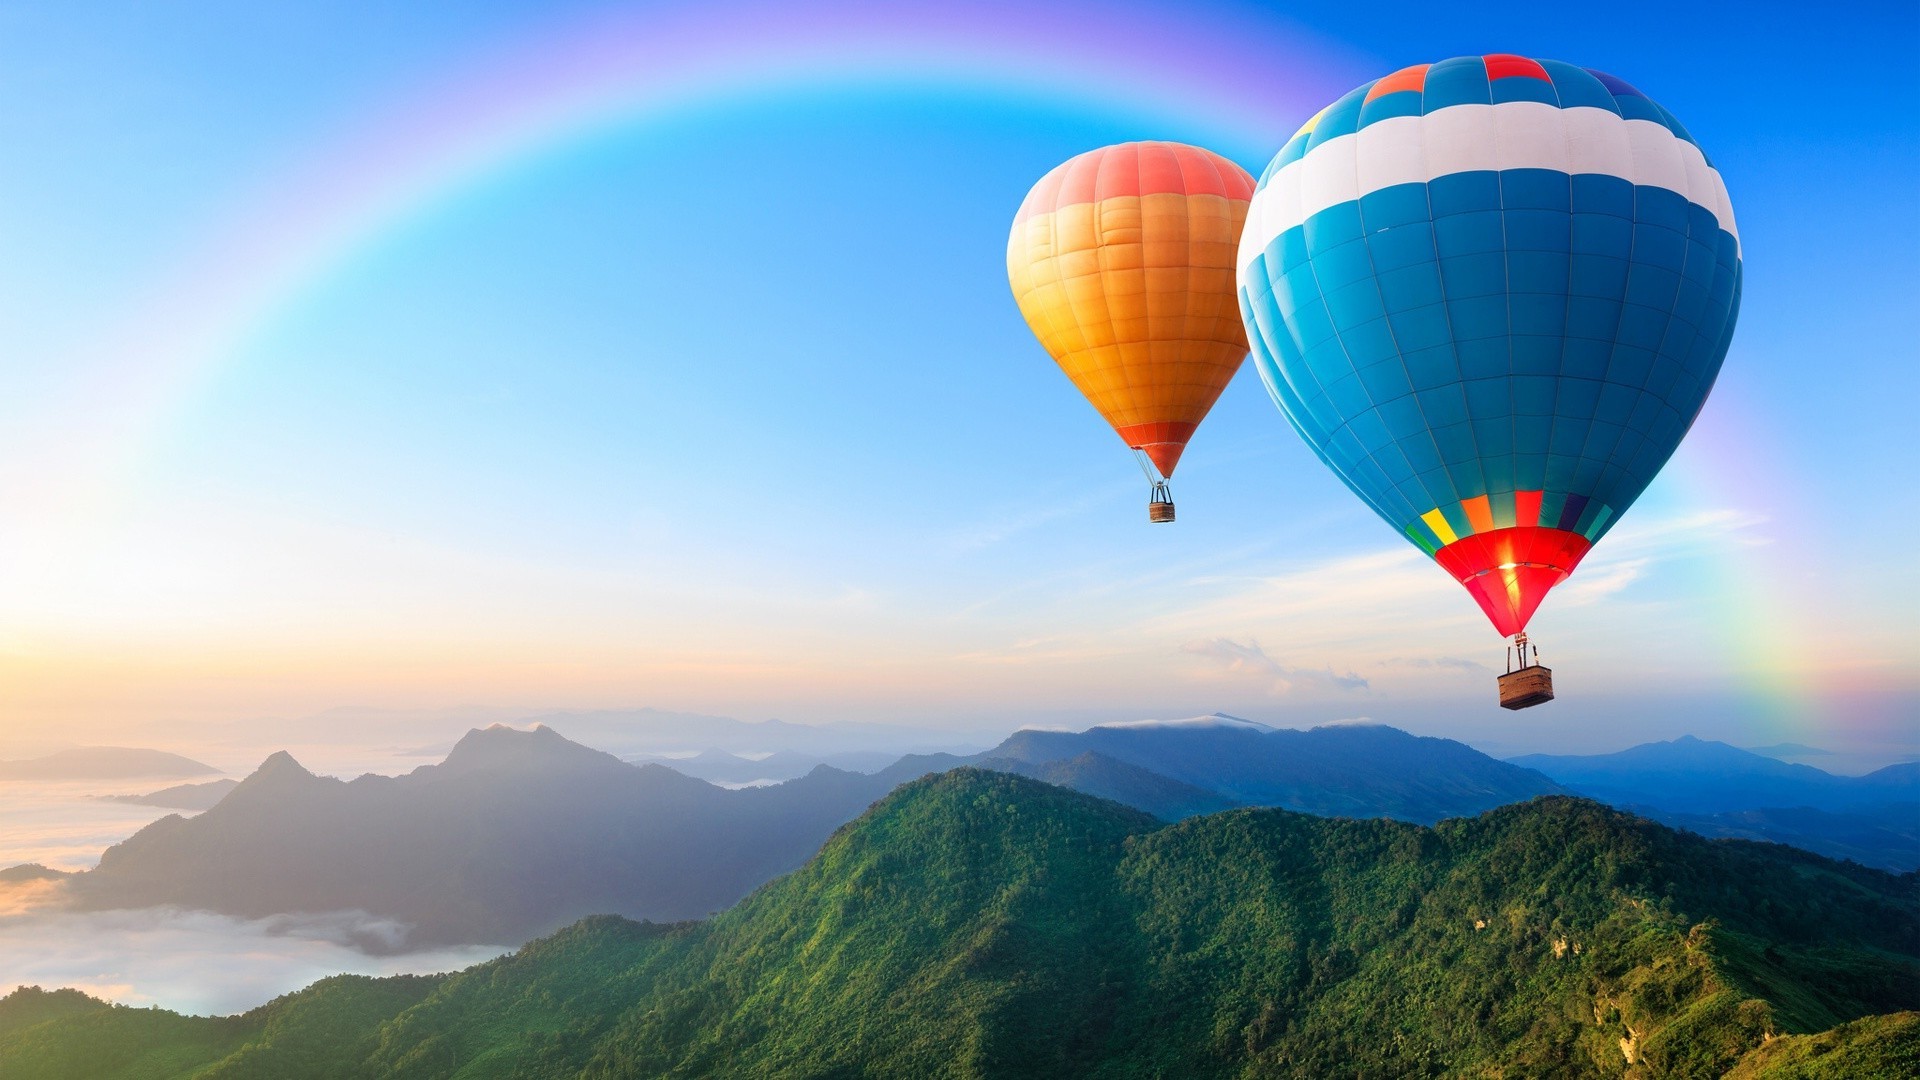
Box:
[0,0,1913,758]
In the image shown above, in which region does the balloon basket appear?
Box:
[1498,665,1554,710]
[1497,626,1559,711]
[1498,632,1553,709]
[1146,478,1175,523]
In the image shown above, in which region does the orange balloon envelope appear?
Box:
[1007,141,1255,491]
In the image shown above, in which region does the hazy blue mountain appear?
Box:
[98,778,240,810]
[1509,736,1917,813]
[977,750,1241,820]
[1511,737,1920,871]
[978,715,1566,823]
[1747,742,1835,759]
[1642,803,1920,874]
[0,748,219,781]
[65,724,911,949]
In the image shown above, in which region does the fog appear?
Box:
[0,776,507,1015]
[0,780,187,872]
[0,903,508,1016]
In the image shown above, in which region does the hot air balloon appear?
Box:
[1236,56,1740,708]
[1009,141,1256,522]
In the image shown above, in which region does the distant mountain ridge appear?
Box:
[98,778,239,811]
[0,748,219,781]
[64,724,909,949]
[1509,735,1917,811]
[23,719,1912,958]
[962,714,1565,824]
[1511,735,1919,872]
[26,719,1590,950]
[2,773,1913,1078]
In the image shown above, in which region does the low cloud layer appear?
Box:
[0,781,183,872]
[0,905,508,1017]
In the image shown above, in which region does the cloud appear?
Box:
[0,876,67,917]
[1593,507,1769,555]
[0,905,508,1017]
[1555,557,1650,605]
[1182,638,1369,695]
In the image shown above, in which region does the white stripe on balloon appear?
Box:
[1236,101,1739,277]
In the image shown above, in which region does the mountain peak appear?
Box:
[426,723,630,779]
[218,750,333,807]
[256,749,311,775]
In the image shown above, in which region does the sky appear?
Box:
[0,0,1914,761]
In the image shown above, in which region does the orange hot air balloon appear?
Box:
[1007,141,1256,522]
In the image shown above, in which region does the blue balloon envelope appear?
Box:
[1237,54,1741,639]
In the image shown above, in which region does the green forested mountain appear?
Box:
[3,769,1915,1078]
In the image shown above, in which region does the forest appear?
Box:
[2,769,1914,1078]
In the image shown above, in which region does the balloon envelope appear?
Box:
[1237,55,1741,635]
[1009,141,1255,478]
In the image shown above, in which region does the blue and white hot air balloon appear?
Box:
[1236,55,1741,706]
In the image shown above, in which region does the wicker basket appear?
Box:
[1498,666,1554,710]
[1148,500,1176,523]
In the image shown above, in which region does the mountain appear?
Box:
[1512,737,1920,871]
[0,747,219,781]
[1746,742,1834,759]
[23,719,1578,953]
[97,778,240,810]
[1646,804,1920,875]
[1509,736,1917,814]
[62,724,914,949]
[0,864,70,884]
[981,715,1566,823]
[978,750,1240,819]
[1,772,1914,1078]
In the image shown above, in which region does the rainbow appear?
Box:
[46,1,1834,735]
[55,0,1359,500]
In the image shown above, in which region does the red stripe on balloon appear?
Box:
[1432,526,1593,637]
[1012,143,1254,224]
[1115,419,1198,477]
[1363,63,1430,102]
[1514,489,1543,527]
[1483,53,1550,82]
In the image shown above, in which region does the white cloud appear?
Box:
[0,905,507,1017]
[1182,637,1369,695]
